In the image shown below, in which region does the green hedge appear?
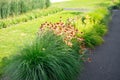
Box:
[0,0,51,19]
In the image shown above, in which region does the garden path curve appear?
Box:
[78,10,120,80]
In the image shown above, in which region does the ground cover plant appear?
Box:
[0,8,63,29]
[4,30,83,80]
[0,0,51,19]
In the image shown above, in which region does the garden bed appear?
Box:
[0,7,111,80]
[0,0,115,79]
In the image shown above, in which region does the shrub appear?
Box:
[73,8,110,48]
[4,30,82,80]
[45,0,51,8]
[87,8,109,24]
[93,24,108,36]
[82,31,104,48]
[109,1,120,10]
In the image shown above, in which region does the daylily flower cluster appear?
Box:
[39,17,92,62]
[40,17,84,47]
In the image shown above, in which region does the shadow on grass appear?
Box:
[95,3,110,8]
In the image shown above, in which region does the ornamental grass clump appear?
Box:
[0,0,51,19]
[4,30,82,80]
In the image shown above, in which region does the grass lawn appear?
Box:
[51,0,112,9]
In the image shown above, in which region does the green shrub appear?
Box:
[45,0,51,8]
[74,7,110,48]
[82,31,104,48]
[4,30,82,80]
[87,8,109,24]
[109,0,120,10]
[0,20,7,28]
[93,24,108,36]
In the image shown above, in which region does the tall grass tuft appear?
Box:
[4,30,82,80]
[82,31,104,48]
[0,0,51,19]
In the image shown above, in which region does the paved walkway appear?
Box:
[78,10,120,80]
[64,8,91,12]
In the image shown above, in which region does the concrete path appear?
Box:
[78,10,120,80]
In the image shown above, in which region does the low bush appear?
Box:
[75,21,104,48]
[93,24,108,36]
[74,8,110,48]
[4,30,83,80]
[87,8,109,24]
[81,30,104,48]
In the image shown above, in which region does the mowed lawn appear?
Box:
[0,0,112,60]
[51,0,112,9]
